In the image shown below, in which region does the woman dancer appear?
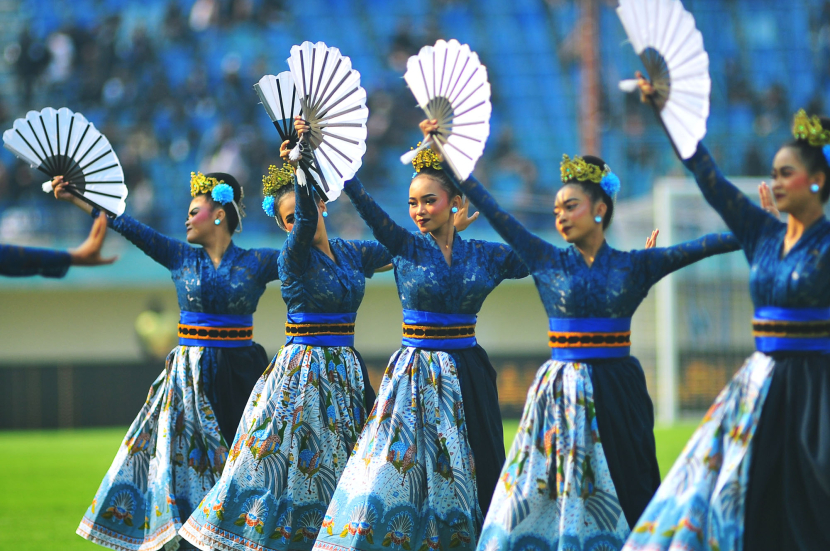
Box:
[307,128,530,551]
[0,212,115,277]
[623,91,830,549]
[52,172,280,550]
[408,118,741,550]
[180,138,395,549]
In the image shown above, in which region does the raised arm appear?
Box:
[683,143,779,260]
[98,210,187,271]
[280,175,319,276]
[343,177,414,257]
[451,173,557,273]
[638,231,741,286]
[0,245,71,278]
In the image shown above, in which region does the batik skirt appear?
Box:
[179,344,374,551]
[310,344,505,551]
[478,356,660,551]
[77,343,268,551]
[624,351,830,551]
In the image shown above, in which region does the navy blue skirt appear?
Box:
[744,353,830,550]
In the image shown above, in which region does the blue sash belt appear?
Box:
[753,306,830,354]
[286,312,356,347]
[178,311,253,348]
[402,309,477,350]
[549,317,631,360]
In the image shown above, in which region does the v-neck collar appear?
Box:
[205,241,237,272]
[572,240,608,270]
[313,239,341,270]
[779,215,828,260]
[426,230,462,268]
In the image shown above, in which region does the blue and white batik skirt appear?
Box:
[181,313,373,551]
[311,311,498,551]
[77,313,267,550]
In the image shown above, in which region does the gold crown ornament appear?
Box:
[411,143,443,173]
[190,172,225,197]
[560,154,610,184]
[792,109,830,147]
[262,163,296,197]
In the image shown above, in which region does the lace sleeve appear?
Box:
[347,239,393,278]
[343,177,414,257]
[108,213,187,270]
[280,178,319,276]
[638,232,741,286]
[453,173,558,273]
[0,244,71,278]
[683,143,781,260]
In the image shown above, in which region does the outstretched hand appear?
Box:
[645,228,659,249]
[69,212,118,266]
[758,182,781,219]
[280,139,298,167]
[453,196,480,232]
[635,70,656,103]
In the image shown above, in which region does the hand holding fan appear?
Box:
[3,107,127,215]
[616,0,710,159]
[285,41,369,202]
[400,39,492,181]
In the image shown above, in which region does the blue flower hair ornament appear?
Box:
[211,183,235,205]
[600,171,621,198]
[823,144,830,167]
[262,196,276,217]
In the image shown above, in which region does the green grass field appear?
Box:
[0,422,698,550]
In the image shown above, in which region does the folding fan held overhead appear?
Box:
[3,107,127,215]
[286,41,369,202]
[616,0,710,159]
[255,71,302,150]
[400,39,492,181]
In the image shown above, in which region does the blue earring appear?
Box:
[594,215,602,223]
[322,211,328,218]
[451,207,459,213]
[214,219,221,225]
[811,183,820,193]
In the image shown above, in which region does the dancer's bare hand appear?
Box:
[453,196,479,231]
[419,119,439,140]
[645,228,659,249]
[758,181,780,219]
[279,140,299,167]
[294,116,310,138]
[635,71,656,103]
[69,212,118,266]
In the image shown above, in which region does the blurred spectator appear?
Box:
[13,28,51,108]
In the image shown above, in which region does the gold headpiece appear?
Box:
[190,172,225,197]
[411,143,443,173]
[792,109,830,147]
[560,154,610,184]
[262,163,296,197]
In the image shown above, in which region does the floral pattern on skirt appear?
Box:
[77,346,228,551]
[180,344,369,551]
[477,360,629,551]
[622,352,775,551]
[311,347,481,551]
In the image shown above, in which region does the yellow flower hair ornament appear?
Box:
[410,143,443,178]
[792,109,830,167]
[261,163,296,217]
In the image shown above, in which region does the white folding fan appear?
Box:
[286,41,369,202]
[617,0,710,159]
[3,107,127,216]
[255,71,302,149]
[400,39,492,181]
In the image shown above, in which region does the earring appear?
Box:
[214,219,221,225]
[811,183,820,193]
[594,215,602,223]
[322,211,328,218]
[451,207,459,213]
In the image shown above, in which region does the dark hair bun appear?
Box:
[205,172,245,232]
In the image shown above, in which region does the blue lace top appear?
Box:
[343,177,529,315]
[685,143,830,308]
[279,180,391,314]
[455,175,741,319]
[107,213,281,315]
[0,244,70,278]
